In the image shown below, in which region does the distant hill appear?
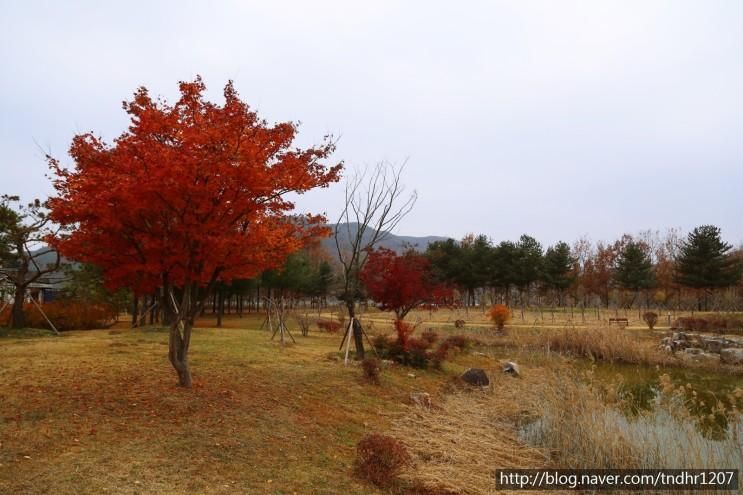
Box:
[322,222,449,254]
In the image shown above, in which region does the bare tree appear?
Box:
[0,196,61,329]
[335,162,417,360]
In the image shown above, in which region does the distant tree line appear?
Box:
[424,225,742,311]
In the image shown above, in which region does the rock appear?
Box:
[410,392,432,408]
[461,368,489,386]
[502,361,520,376]
[672,340,687,350]
[662,345,673,353]
[407,373,416,378]
[703,339,724,353]
[684,347,703,355]
[720,348,743,365]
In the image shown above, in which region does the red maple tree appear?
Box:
[48,77,341,386]
[360,247,453,346]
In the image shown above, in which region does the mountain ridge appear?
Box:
[321,222,449,254]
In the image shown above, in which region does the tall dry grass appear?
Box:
[521,370,742,470]
[390,366,742,495]
[501,325,674,365]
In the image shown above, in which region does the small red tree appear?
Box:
[48,77,341,387]
[360,247,452,347]
[488,304,511,330]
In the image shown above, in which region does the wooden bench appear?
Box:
[608,318,629,327]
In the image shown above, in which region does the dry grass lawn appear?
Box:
[0,316,450,495]
[2,315,741,495]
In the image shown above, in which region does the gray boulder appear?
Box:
[720,348,743,365]
[703,339,724,353]
[461,368,489,386]
[684,347,703,355]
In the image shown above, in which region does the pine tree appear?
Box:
[514,234,543,303]
[542,241,577,305]
[614,240,655,306]
[675,225,740,310]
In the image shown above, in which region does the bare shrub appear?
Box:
[296,314,310,336]
[361,357,381,385]
[642,311,658,330]
[354,433,411,488]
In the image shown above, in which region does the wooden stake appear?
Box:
[29,296,60,335]
[343,318,354,366]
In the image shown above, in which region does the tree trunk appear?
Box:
[131,296,139,328]
[346,301,365,360]
[10,285,26,329]
[168,317,193,387]
[216,290,223,327]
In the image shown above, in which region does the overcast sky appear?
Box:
[2,0,742,246]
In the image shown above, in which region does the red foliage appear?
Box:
[47,77,341,296]
[431,334,472,368]
[354,433,411,488]
[0,301,117,331]
[360,248,454,321]
[488,304,511,330]
[674,316,743,334]
[394,319,417,350]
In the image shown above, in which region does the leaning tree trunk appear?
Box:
[168,317,193,387]
[10,285,26,329]
[167,283,195,388]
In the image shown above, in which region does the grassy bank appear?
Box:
[1,316,741,494]
[0,317,447,494]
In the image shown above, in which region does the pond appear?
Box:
[587,362,743,438]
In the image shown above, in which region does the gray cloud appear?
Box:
[2,0,742,246]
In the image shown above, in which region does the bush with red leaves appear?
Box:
[488,304,511,330]
[316,319,341,333]
[673,316,743,335]
[431,334,472,369]
[420,329,438,345]
[354,433,411,488]
[0,301,117,331]
[373,331,472,369]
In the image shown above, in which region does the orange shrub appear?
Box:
[488,304,511,330]
[0,301,117,331]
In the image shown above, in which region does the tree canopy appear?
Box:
[48,77,341,386]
